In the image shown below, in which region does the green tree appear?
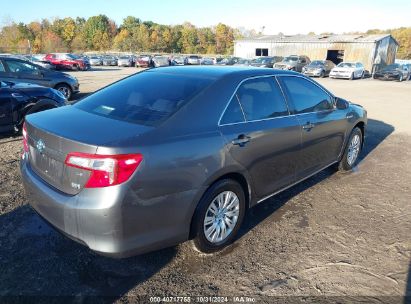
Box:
[83,15,111,49]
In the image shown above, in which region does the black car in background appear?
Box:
[373,64,410,81]
[0,57,80,100]
[302,60,336,78]
[0,81,66,134]
[250,56,283,68]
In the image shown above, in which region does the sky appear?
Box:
[2,0,411,34]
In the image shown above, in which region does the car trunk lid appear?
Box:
[25,106,152,195]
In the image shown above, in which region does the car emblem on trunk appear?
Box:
[36,139,45,154]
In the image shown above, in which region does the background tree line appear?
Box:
[0,15,241,55]
[1,14,410,59]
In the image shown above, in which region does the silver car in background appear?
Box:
[302,60,336,77]
[330,62,365,80]
[187,55,201,65]
[117,56,134,67]
[89,56,103,66]
[152,56,170,67]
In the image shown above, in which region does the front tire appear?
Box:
[191,179,246,253]
[54,83,72,100]
[399,74,404,82]
[349,72,354,80]
[337,127,363,171]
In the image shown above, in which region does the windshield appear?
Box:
[337,62,355,68]
[309,60,325,67]
[119,56,130,59]
[75,72,214,127]
[283,57,298,62]
[382,64,400,70]
[237,59,249,64]
[66,54,79,60]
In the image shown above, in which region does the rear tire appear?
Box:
[337,127,363,171]
[319,70,325,78]
[191,179,246,253]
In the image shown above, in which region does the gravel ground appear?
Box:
[0,67,410,303]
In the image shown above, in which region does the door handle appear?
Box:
[232,134,251,147]
[302,122,315,131]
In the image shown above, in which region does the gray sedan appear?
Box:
[20,67,367,257]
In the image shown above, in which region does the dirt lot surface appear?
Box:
[0,67,410,303]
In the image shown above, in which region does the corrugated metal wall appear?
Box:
[234,37,398,71]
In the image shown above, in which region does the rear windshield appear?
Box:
[75,71,214,126]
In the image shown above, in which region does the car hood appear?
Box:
[4,81,66,103]
[5,81,43,90]
[26,106,154,148]
[276,62,295,66]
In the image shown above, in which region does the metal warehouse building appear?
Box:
[234,34,399,71]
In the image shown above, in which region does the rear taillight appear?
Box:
[22,122,29,155]
[65,152,143,188]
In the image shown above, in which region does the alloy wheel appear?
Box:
[347,134,361,166]
[203,191,240,244]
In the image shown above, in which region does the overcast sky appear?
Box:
[2,0,410,34]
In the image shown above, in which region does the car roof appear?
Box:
[146,66,298,78]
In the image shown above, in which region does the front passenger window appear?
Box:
[280,77,334,114]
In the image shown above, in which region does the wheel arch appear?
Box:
[54,82,72,90]
[188,171,252,240]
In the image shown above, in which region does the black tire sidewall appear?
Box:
[339,127,362,171]
[192,179,246,253]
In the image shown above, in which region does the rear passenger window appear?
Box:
[0,61,5,72]
[280,77,333,114]
[235,78,288,121]
[220,97,245,125]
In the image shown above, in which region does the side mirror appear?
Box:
[336,97,349,110]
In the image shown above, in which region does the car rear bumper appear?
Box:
[20,158,198,258]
